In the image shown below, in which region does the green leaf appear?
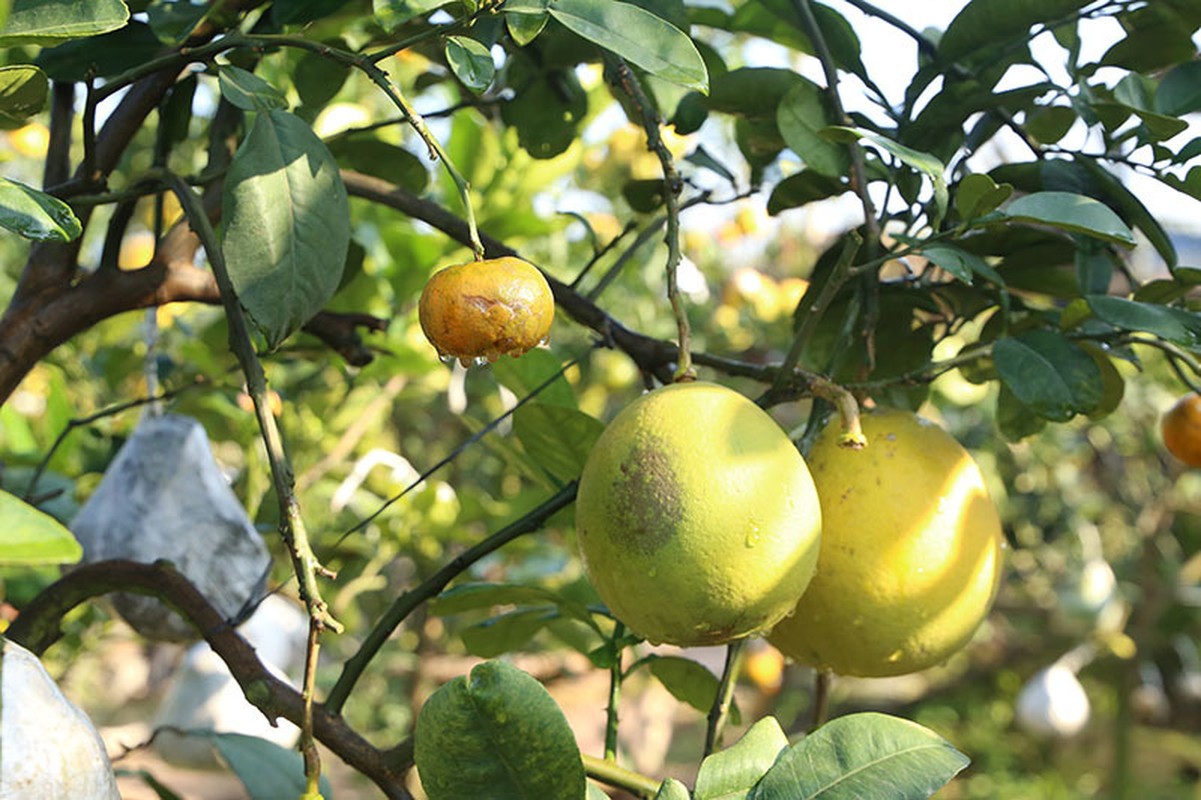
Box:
[992,330,1103,422]
[1100,4,1197,73]
[373,0,449,31]
[461,607,559,657]
[505,0,549,46]
[939,0,1091,63]
[208,732,334,800]
[776,81,847,179]
[921,244,989,286]
[1080,342,1124,419]
[446,36,495,93]
[431,582,572,615]
[1086,295,1201,346]
[513,402,604,483]
[272,0,345,25]
[548,0,708,92]
[824,126,947,225]
[0,0,128,45]
[1002,191,1136,246]
[0,488,82,565]
[415,661,585,800]
[706,67,799,118]
[223,109,350,349]
[656,778,692,800]
[500,54,586,159]
[1076,157,1175,267]
[685,143,737,186]
[646,655,737,721]
[750,712,969,800]
[491,348,576,409]
[768,170,847,215]
[1157,61,1201,117]
[1024,105,1077,145]
[587,782,611,800]
[35,21,163,82]
[0,177,82,242]
[294,46,350,109]
[696,717,790,800]
[996,383,1046,441]
[327,137,429,193]
[218,65,288,112]
[0,65,46,126]
[955,173,1013,221]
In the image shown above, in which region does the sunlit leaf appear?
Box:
[695,717,789,800]
[0,177,81,242]
[0,488,82,565]
[0,0,128,46]
[1002,191,1135,246]
[445,36,494,93]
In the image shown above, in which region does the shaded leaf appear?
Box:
[824,126,947,224]
[695,716,790,800]
[939,0,1091,63]
[549,0,708,92]
[955,173,1012,221]
[223,109,350,348]
[513,402,604,482]
[208,732,334,800]
[646,655,737,723]
[35,20,162,81]
[461,607,559,657]
[0,176,82,242]
[0,64,46,126]
[218,65,288,112]
[1157,61,1201,117]
[750,712,969,800]
[996,383,1046,441]
[327,138,428,194]
[374,0,449,31]
[1086,295,1201,346]
[0,488,82,565]
[414,661,585,800]
[432,582,583,617]
[1002,191,1135,246]
[500,54,586,159]
[491,347,577,409]
[768,170,847,215]
[993,330,1103,422]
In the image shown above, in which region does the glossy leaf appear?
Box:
[414,661,585,800]
[0,488,82,565]
[446,36,495,93]
[208,733,334,800]
[222,109,350,348]
[513,402,604,482]
[777,81,847,178]
[548,0,708,92]
[218,65,288,112]
[505,0,549,46]
[695,717,789,800]
[1002,191,1135,246]
[1157,61,1201,117]
[0,0,128,45]
[993,330,1103,422]
[0,177,82,242]
[0,64,46,126]
[751,713,968,800]
[1076,157,1176,267]
[1086,296,1201,346]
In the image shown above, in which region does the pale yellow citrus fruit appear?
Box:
[575,382,822,647]
[418,256,554,367]
[1161,393,1201,467]
[770,408,1005,677]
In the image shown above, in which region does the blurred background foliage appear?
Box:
[1,0,1200,797]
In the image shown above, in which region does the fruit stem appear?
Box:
[811,670,833,731]
[608,58,695,382]
[604,621,625,761]
[809,377,867,449]
[705,638,747,757]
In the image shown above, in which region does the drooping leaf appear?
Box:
[218,65,288,112]
[0,0,129,46]
[750,712,969,800]
[446,36,495,93]
[0,488,82,565]
[1002,191,1136,246]
[1100,3,1197,73]
[222,109,350,348]
[777,81,847,179]
[0,64,47,126]
[824,126,947,224]
[505,0,549,45]
[1086,295,1201,346]
[646,655,737,722]
[1076,157,1176,267]
[939,0,1092,63]
[993,330,1103,422]
[414,661,585,800]
[768,170,848,215]
[695,716,790,800]
[548,0,708,92]
[512,402,604,482]
[208,732,334,800]
[0,177,82,242]
[1157,61,1201,117]
[460,607,559,657]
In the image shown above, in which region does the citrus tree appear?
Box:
[1,0,1199,797]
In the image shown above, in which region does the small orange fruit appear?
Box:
[418,256,554,367]
[1162,394,1201,467]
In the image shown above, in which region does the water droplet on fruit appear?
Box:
[538,335,550,347]
[745,527,761,548]
[886,650,903,663]
[440,354,457,365]
[471,356,490,367]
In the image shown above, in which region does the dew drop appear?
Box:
[745,526,762,548]
[471,356,490,367]
[647,566,658,579]
[886,650,903,663]
[440,354,457,365]
[538,335,550,347]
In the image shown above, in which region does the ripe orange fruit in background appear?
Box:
[1162,394,1201,467]
[770,408,1005,677]
[418,256,554,367]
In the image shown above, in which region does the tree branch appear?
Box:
[6,560,413,800]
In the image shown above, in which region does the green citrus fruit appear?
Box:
[575,381,822,647]
[770,408,1005,677]
[418,256,554,367]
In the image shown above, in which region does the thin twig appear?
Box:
[811,670,832,730]
[325,482,579,713]
[705,638,747,757]
[604,621,625,761]
[581,753,660,799]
